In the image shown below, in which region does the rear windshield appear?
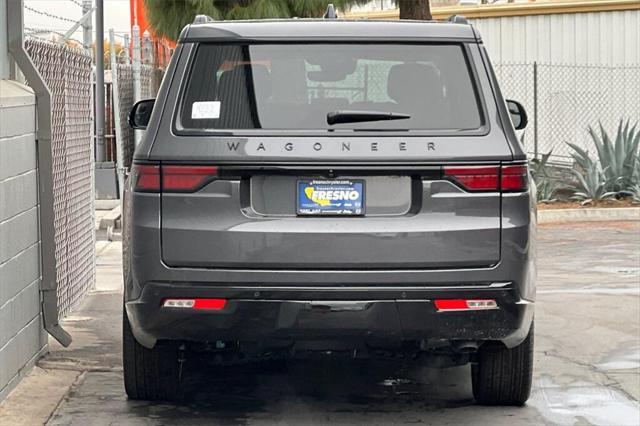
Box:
[177,43,483,132]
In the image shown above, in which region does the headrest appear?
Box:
[387,63,443,104]
[218,64,271,99]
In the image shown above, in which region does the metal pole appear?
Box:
[82,0,92,54]
[109,29,125,202]
[64,5,94,43]
[89,51,97,290]
[0,0,9,79]
[132,23,142,146]
[533,61,538,160]
[95,0,105,162]
[142,30,153,65]
[123,33,130,63]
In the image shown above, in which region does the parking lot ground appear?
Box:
[1,221,639,425]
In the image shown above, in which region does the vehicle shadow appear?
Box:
[125,357,475,424]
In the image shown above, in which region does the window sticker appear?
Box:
[191,101,221,119]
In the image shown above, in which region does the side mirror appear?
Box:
[506,99,528,130]
[128,99,155,130]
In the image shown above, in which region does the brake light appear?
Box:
[162,298,227,310]
[443,164,528,192]
[434,299,498,312]
[501,165,528,191]
[444,166,499,191]
[133,164,160,192]
[162,165,218,192]
[132,164,219,193]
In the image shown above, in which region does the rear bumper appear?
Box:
[125,282,534,350]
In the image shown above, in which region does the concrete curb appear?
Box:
[98,205,121,230]
[95,199,120,211]
[538,207,640,223]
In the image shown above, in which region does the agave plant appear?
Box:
[620,184,640,204]
[529,151,557,203]
[529,150,550,181]
[568,156,610,205]
[621,156,640,203]
[536,180,558,203]
[567,120,640,193]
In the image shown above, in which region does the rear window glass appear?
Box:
[178,43,483,131]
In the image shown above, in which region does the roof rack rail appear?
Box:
[323,4,338,19]
[447,15,469,25]
[193,15,215,24]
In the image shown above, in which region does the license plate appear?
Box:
[297,179,365,216]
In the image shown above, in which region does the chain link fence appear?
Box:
[113,64,134,168]
[494,62,640,164]
[112,64,163,169]
[25,39,95,318]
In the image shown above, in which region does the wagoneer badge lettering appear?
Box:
[233,141,437,155]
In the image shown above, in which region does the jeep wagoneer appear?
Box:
[123,15,535,405]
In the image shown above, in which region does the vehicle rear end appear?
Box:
[122,20,535,405]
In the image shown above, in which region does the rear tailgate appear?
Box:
[159,164,504,269]
[145,39,523,271]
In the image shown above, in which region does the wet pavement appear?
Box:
[15,222,640,424]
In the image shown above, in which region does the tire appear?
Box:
[122,310,182,401]
[472,322,534,406]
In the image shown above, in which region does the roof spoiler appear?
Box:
[447,15,469,24]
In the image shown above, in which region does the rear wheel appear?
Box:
[472,322,534,406]
[122,310,182,401]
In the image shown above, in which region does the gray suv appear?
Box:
[123,15,535,405]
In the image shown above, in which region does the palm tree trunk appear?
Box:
[398,0,432,20]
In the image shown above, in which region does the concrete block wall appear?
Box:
[0,80,48,400]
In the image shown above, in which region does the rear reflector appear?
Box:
[162,299,195,308]
[132,164,219,193]
[162,298,227,310]
[434,299,498,312]
[443,164,528,192]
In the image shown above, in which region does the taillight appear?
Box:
[501,165,528,192]
[132,164,219,193]
[133,164,160,192]
[444,166,500,191]
[162,165,218,192]
[443,164,528,192]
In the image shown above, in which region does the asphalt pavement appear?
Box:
[1,221,639,425]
